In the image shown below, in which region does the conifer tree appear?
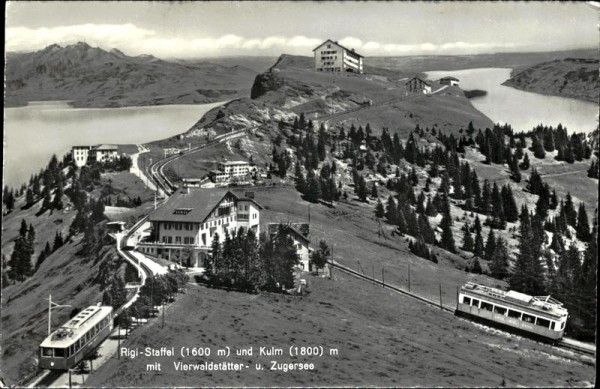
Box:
[520,152,530,170]
[489,236,509,279]
[386,196,398,225]
[425,197,437,216]
[473,217,485,257]
[418,214,435,244]
[578,214,597,338]
[439,211,456,253]
[462,222,474,252]
[375,199,385,219]
[484,228,496,260]
[564,193,577,227]
[576,202,591,242]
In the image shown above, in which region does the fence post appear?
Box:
[372,264,375,286]
[408,263,411,292]
[382,268,385,288]
[439,282,443,310]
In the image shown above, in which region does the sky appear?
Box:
[5,1,599,59]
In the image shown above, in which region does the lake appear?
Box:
[3,101,225,188]
[424,68,598,134]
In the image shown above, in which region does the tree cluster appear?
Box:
[204,228,299,293]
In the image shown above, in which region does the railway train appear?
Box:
[39,305,113,370]
[456,282,568,340]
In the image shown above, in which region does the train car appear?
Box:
[39,305,113,370]
[456,282,568,340]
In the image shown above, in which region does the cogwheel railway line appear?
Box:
[329,260,596,357]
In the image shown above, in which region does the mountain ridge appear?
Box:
[5,43,260,108]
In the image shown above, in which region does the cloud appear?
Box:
[5,24,526,58]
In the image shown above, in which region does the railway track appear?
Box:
[146,127,253,196]
[329,260,596,358]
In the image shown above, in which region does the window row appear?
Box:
[41,316,111,358]
[462,296,562,330]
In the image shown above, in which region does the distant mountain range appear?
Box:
[5,42,260,108]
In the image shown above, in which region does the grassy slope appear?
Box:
[1,237,115,384]
[0,171,155,385]
[87,272,594,387]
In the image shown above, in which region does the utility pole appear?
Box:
[408,263,411,292]
[308,204,311,225]
[439,282,443,310]
[329,246,333,280]
[382,268,385,288]
[47,294,71,335]
[162,302,165,328]
[117,324,121,359]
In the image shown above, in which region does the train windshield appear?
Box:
[54,348,66,357]
[41,347,53,357]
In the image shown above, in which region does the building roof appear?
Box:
[268,223,310,244]
[441,76,459,81]
[461,282,568,318]
[149,188,263,223]
[93,144,119,151]
[41,306,113,348]
[405,77,431,86]
[219,160,250,166]
[72,145,92,149]
[312,39,364,58]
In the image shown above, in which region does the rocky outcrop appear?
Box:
[250,72,285,99]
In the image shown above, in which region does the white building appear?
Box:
[218,160,250,176]
[440,76,460,86]
[91,145,119,163]
[268,223,313,271]
[138,188,262,267]
[313,39,364,74]
[210,160,251,183]
[405,77,432,94]
[71,144,119,166]
[72,146,92,167]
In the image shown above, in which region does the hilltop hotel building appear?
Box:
[313,39,364,74]
[137,188,262,267]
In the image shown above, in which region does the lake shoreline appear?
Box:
[500,81,597,104]
[3,101,228,188]
[425,67,598,134]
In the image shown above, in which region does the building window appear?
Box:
[175,236,181,244]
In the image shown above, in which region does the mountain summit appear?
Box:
[5,43,258,108]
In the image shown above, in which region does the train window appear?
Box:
[522,313,535,323]
[54,348,65,358]
[471,299,480,308]
[507,309,521,319]
[493,306,507,315]
[561,321,565,330]
[69,345,74,356]
[462,296,471,305]
[480,302,494,311]
[537,318,551,328]
[41,347,53,357]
